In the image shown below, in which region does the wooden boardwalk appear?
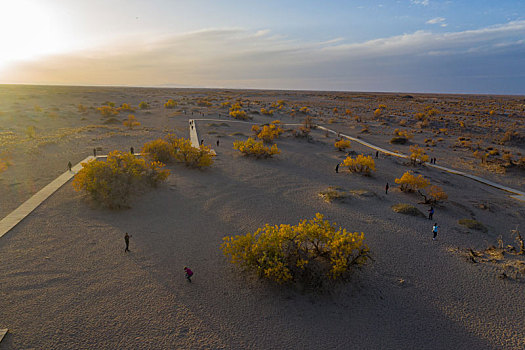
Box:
[317,125,525,201]
[0,329,7,344]
[0,156,95,239]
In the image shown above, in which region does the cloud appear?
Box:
[426,17,448,27]
[426,17,446,24]
[2,21,525,93]
[411,0,430,6]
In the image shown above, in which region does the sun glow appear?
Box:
[0,1,67,69]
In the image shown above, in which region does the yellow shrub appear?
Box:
[299,106,310,114]
[221,213,370,286]
[427,185,448,203]
[120,103,134,111]
[334,139,351,151]
[409,144,429,164]
[164,99,177,109]
[229,103,249,120]
[395,171,429,192]
[123,115,141,129]
[256,121,283,143]
[142,135,214,168]
[374,108,382,117]
[173,138,215,168]
[73,150,170,208]
[341,154,375,174]
[260,108,274,116]
[138,101,149,109]
[142,139,173,163]
[0,154,11,173]
[97,106,119,117]
[233,137,280,158]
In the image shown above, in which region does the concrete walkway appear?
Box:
[317,125,525,201]
[0,329,7,343]
[0,156,95,239]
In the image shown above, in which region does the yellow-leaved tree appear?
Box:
[123,115,141,129]
[409,144,429,165]
[221,213,370,288]
[229,103,249,120]
[233,138,280,158]
[142,135,215,168]
[395,171,429,192]
[164,99,177,109]
[256,120,283,143]
[73,150,170,208]
[341,154,375,174]
[334,139,351,151]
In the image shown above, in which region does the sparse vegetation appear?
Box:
[233,137,280,158]
[341,155,375,175]
[142,135,214,168]
[318,187,347,202]
[123,115,141,129]
[458,219,488,233]
[73,150,170,208]
[391,203,425,217]
[164,99,177,109]
[395,171,429,192]
[221,213,370,288]
[334,139,351,151]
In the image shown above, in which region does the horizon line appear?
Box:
[0,82,524,98]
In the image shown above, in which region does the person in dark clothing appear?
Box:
[200,139,204,145]
[130,147,134,154]
[93,148,97,157]
[124,232,131,252]
[428,206,434,220]
[68,161,72,172]
[335,163,340,173]
[184,267,193,282]
[385,182,389,194]
[217,139,220,147]
[376,151,379,158]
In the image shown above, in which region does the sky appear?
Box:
[0,0,524,94]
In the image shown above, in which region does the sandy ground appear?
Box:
[1,85,524,349]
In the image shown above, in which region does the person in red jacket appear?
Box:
[184,267,193,282]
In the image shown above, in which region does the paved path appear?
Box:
[317,125,525,201]
[0,156,96,239]
[0,329,7,344]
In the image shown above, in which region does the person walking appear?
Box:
[335,163,340,173]
[130,146,134,154]
[432,223,439,241]
[124,232,131,252]
[93,148,97,157]
[385,182,389,194]
[428,206,434,220]
[184,267,193,282]
[376,151,379,159]
[217,139,220,147]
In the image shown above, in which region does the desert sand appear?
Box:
[0,85,524,349]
